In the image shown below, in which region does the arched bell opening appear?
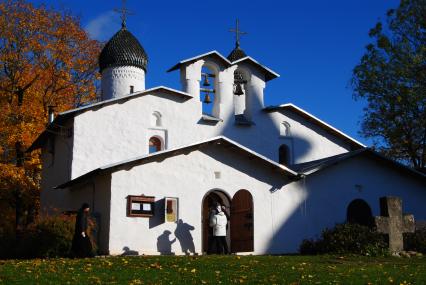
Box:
[233,67,251,120]
[200,62,219,117]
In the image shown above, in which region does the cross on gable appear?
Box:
[375,196,415,252]
[114,0,134,28]
[229,19,247,48]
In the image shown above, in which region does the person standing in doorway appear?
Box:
[209,203,229,254]
[71,203,93,258]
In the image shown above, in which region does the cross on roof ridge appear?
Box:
[114,0,135,28]
[229,19,247,48]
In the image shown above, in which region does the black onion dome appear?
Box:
[99,27,148,72]
[227,46,247,62]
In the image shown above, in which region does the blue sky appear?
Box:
[30,0,399,145]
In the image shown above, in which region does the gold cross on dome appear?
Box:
[114,0,134,28]
[229,19,247,48]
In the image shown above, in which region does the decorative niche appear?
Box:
[127,195,155,217]
[165,197,178,223]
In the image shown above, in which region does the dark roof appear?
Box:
[27,87,192,152]
[99,27,148,72]
[232,56,279,82]
[167,51,231,73]
[292,150,365,173]
[292,149,426,180]
[167,51,279,82]
[55,136,298,189]
[227,46,247,62]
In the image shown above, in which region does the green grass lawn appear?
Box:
[0,255,425,284]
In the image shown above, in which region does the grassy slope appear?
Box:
[0,255,425,284]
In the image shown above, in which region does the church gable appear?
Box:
[110,140,292,192]
[264,103,364,165]
[265,103,364,150]
[57,136,296,190]
[297,150,426,226]
[70,89,196,179]
[106,138,293,255]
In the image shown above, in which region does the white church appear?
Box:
[28,19,426,255]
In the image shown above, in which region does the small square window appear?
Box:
[127,195,155,217]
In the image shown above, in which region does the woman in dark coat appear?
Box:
[71,203,93,258]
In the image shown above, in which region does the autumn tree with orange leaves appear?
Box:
[0,0,100,236]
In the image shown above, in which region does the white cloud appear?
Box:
[85,11,120,41]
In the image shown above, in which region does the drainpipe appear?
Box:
[48,106,55,124]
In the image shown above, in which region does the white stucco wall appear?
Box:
[107,145,291,255]
[265,110,351,164]
[54,138,426,256]
[267,155,426,253]
[40,119,74,212]
[107,150,425,255]
[56,174,112,254]
[70,86,354,179]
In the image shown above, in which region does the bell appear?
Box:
[202,74,210,87]
[203,92,212,104]
[234,83,244,95]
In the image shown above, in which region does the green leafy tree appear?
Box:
[352,0,426,171]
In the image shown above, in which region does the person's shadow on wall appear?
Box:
[157,230,176,255]
[174,219,196,255]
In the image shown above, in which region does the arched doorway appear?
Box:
[231,190,254,253]
[347,199,374,227]
[201,190,231,253]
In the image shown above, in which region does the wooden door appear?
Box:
[231,190,254,252]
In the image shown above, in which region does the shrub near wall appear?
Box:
[16,214,75,258]
[404,227,426,254]
[0,213,98,259]
[300,223,388,256]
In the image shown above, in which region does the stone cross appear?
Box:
[375,196,415,252]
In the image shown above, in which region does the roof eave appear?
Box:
[54,136,297,189]
[167,51,232,72]
[231,56,280,81]
[297,149,426,181]
[27,86,192,152]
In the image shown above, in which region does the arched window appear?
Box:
[149,137,162,154]
[152,111,162,127]
[280,121,291,136]
[347,199,374,227]
[279,144,290,165]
